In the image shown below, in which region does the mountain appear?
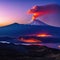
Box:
[30,19,47,25]
[0,22,60,37]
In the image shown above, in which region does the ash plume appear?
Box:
[28,4,60,20]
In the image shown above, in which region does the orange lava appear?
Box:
[37,34,52,37]
[32,11,49,20]
[19,38,42,43]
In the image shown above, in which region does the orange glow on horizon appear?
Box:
[0,16,14,26]
[0,21,10,26]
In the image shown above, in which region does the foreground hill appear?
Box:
[0,43,60,60]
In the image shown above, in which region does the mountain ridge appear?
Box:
[0,20,59,37]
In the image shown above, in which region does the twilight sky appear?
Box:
[0,0,60,26]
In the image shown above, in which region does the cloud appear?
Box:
[28,4,60,20]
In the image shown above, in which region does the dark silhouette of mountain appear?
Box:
[0,22,60,37]
[30,19,47,25]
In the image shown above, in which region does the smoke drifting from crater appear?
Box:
[28,4,60,20]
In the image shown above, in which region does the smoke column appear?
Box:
[28,4,60,20]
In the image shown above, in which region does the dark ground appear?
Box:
[0,43,60,60]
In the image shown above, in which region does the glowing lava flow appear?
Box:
[37,34,52,37]
[20,38,42,43]
[19,38,43,46]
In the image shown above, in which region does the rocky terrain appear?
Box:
[0,43,60,60]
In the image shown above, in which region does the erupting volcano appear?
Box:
[28,4,60,27]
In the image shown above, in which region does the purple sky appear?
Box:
[0,0,60,26]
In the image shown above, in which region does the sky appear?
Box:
[0,0,60,26]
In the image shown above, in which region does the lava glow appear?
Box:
[19,38,42,43]
[37,34,52,37]
[32,11,51,20]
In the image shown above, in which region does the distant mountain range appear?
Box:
[0,19,60,37]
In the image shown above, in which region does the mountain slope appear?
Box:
[0,23,60,37]
[30,19,47,25]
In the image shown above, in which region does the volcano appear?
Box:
[30,19,47,25]
[0,21,59,49]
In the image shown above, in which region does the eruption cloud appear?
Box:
[28,4,60,20]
